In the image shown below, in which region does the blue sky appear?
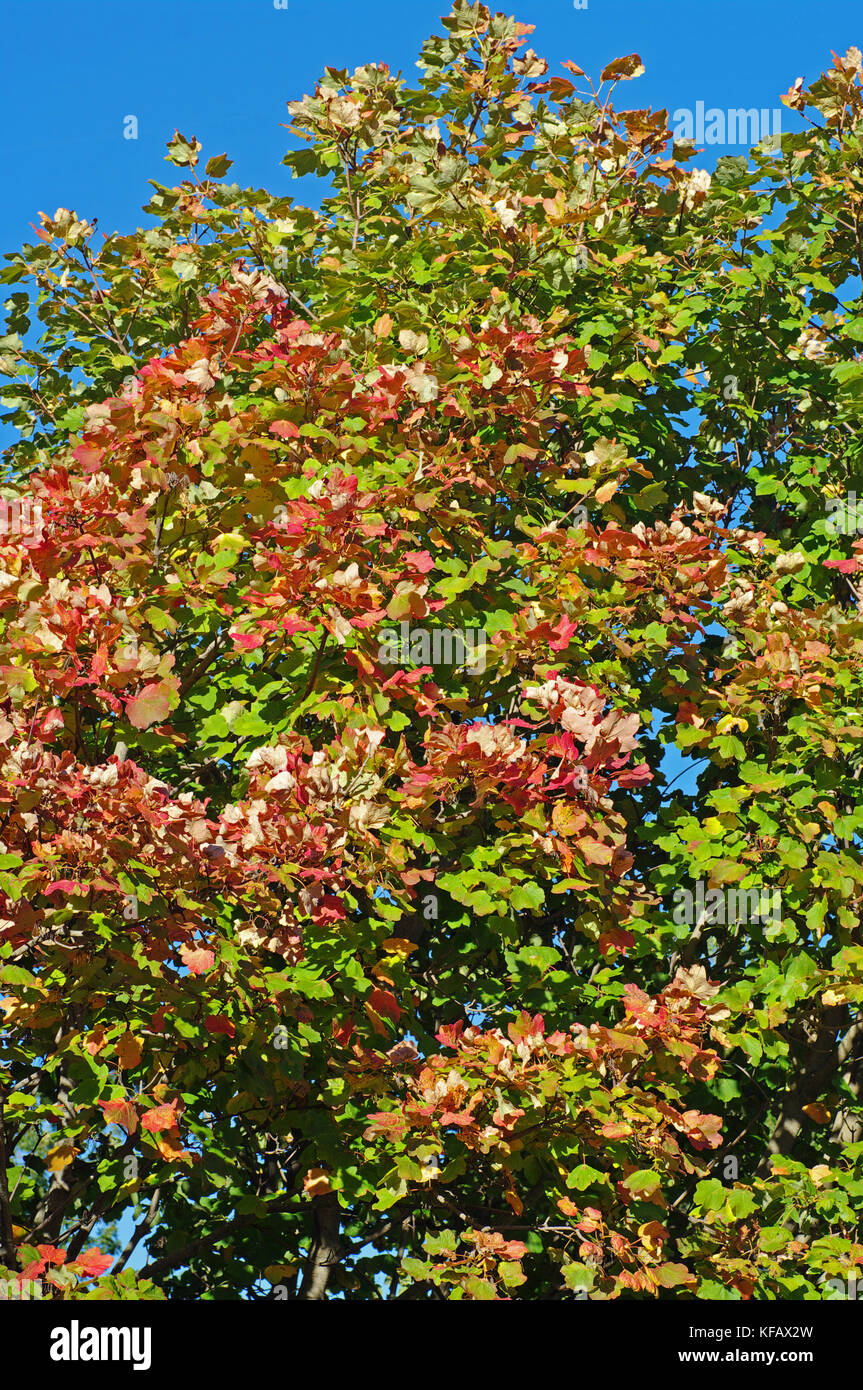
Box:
[2,0,861,256]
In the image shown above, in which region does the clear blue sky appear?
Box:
[1,0,860,255]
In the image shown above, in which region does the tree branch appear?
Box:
[0,1095,20,1270]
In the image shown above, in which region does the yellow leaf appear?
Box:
[552,801,586,837]
[115,1031,143,1070]
[381,937,418,958]
[264,1263,298,1282]
[809,1165,832,1188]
[577,836,614,865]
[595,479,619,505]
[46,1142,79,1173]
[639,1220,669,1254]
[717,714,748,734]
[822,989,847,1007]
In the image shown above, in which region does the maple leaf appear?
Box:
[577,837,614,865]
[141,1101,180,1133]
[44,878,85,896]
[155,1128,193,1163]
[204,1014,235,1037]
[303,1167,333,1198]
[36,1244,67,1265]
[73,1248,113,1278]
[115,1032,143,1070]
[368,988,402,1022]
[99,1098,139,1135]
[601,53,646,82]
[126,680,177,729]
[84,1026,109,1056]
[179,943,216,975]
[46,1142,79,1173]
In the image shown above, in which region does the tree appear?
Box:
[0,2,862,1302]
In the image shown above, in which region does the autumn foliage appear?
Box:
[0,3,862,1300]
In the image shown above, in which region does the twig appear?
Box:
[300,631,328,703]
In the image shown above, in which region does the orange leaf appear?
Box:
[595,479,619,505]
[126,681,175,730]
[303,1167,333,1199]
[46,1142,79,1173]
[600,53,645,83]
[504,1186,524,1216]
[368,988,401,1022]
[74,1248,113,1278]
[84,1026,108,1056]
[141,1101,179,1133]
[155,1128,192,1163]
[115,1031,143,1070]
[802,1103,831,1124]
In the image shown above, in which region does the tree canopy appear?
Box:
[1,1,862,1301]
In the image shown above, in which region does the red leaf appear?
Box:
[141,1101,179,1133]
[44,879,84,896]
[179,944,215,976]
[230,631,266,651]
[368,988,401,1022]
[404,550,435,574]
[550,615,578,651]
[74,1248,112,1278]
[36,1244,67,1265]
[204,1014,236,1038]
[332,1015,355,1046]
[281,615,316,635]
